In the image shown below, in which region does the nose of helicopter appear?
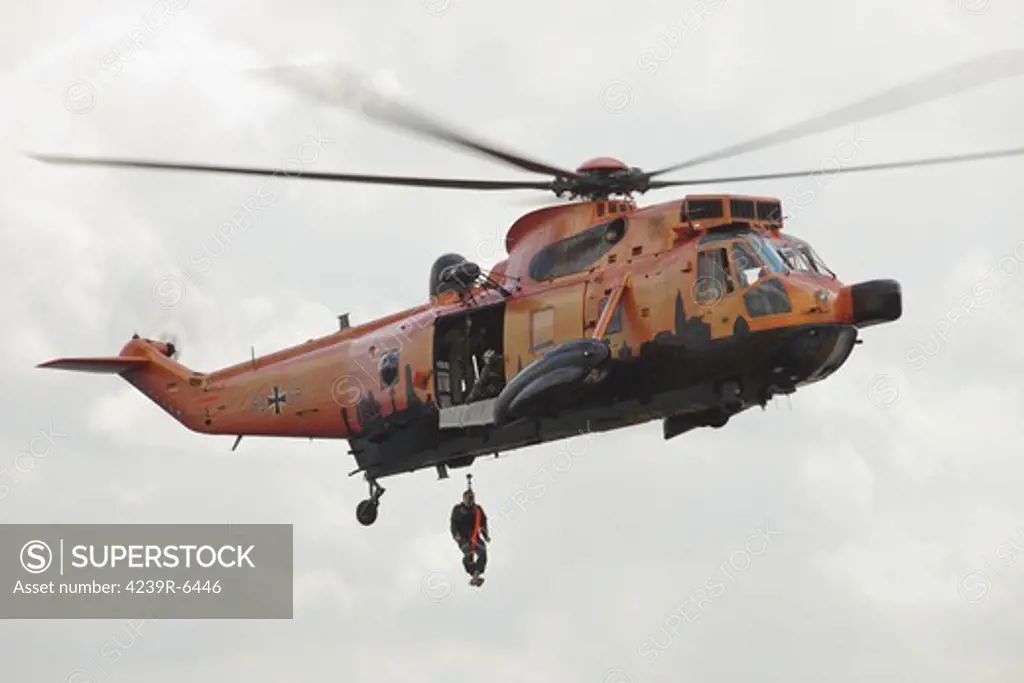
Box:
[837,279,902,327]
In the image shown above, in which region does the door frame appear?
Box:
[432,302,507,408]
[694,244,740,338]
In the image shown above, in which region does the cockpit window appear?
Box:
[726,235,787,288]
[802,245,835,277]
[696,247,734,302]
[776,239,834,278]
[731,242,767,288]
[779,245,813,272]
[745,235,788,274]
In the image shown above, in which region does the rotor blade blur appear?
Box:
[253,64,578,179]
[26,154,554,190]
[646,50,1024,177]
[647,145,1024,188]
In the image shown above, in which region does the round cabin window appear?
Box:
[379,350,399,388]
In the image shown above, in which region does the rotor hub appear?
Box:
[555,158,649,200]
[575,157,629,173]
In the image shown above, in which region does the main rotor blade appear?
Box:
[27,154,554,190]
[647,50,1024,177]
[253,64,578,179]
[647,145,1024,188]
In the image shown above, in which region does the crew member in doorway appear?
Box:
[466,349,504,402]
[451,487,489,586]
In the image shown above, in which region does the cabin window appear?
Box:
[530,307,556,351]
[379,349,399,388]
[597,295,623,335]
[695,248,734,303]
[528,217,627,281]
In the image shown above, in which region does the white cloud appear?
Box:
[801,440,875,521]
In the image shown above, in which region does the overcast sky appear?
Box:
[2,0,1024,681]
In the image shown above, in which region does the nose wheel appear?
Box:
[356,478,385,526]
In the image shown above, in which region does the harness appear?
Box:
[471,506,482,551]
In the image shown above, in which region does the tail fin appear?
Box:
[38,337,208,432]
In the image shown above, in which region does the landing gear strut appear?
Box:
[356,477,385,526]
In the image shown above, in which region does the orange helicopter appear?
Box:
[31,53,1024,526]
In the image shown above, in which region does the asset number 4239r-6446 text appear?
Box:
[126,579,221,594]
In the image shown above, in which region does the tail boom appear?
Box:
[37,336,363,440]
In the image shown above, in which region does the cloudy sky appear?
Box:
[2,0,1024,681]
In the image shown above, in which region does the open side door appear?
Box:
[434,302,506,429]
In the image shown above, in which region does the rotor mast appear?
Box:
[556,157,649,201]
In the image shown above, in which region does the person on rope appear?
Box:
[450,479,489,587]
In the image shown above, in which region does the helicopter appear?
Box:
[31,51,1024,526]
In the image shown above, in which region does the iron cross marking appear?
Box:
[267,386,287,414]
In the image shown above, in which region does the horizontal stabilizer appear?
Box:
[37,356,151,374]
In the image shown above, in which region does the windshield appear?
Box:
[779,245,813,271]
[731,236,787,288]
[776,238,835,278]
[746,234,789,274]
[802,244,835,277]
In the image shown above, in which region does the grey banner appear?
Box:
[0,524,292,619]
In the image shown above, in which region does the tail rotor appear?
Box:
[158,331,181,360]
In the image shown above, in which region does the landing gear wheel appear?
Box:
[356,499,378,526]
[355,476,386,526]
